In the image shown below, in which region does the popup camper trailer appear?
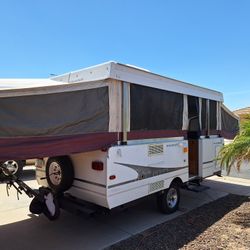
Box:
[0,62,239,217]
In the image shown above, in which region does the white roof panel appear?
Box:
[0,62,223,101]
[52,61,223,101]
[0,78,66,90]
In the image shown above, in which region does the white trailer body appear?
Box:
[37,138,190,209]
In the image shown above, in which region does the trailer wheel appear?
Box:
[46,157,74,193]
[157,183,180,214]
[1,160,24,178]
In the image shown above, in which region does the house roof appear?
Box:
[234,107,250,116]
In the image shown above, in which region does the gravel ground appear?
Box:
[107,194,250,250]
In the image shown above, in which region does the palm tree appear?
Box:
[219,115,250,174]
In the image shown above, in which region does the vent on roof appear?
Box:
[148,144,164,156]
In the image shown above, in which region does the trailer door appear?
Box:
[187,96,200,178]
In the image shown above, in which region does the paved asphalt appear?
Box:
[0,168,250,250]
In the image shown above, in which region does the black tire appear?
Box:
[0,160,24,179]
[43,196,60,221]
[29,196,44,214]
[29,191,60,221]
[157,183,180,214]
[14,160,25,178]
[46,156,74,193]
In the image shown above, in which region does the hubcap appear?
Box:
[49,162,62,186]
[166,187,178,208]
[2,160,19,176]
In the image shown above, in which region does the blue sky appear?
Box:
[0,1,249,110]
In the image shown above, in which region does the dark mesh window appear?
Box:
[222,108,239,135]
[209,100,217,130]
[130,85,183,130]
[201,99,207,130]
[188,96,199,118]
[188,96,200,131]
[0,87,109,137]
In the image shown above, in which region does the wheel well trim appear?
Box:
[171,177,184,187]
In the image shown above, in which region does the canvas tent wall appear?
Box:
[127,87,227,140]
[0,62,238,160]
[221,104,239,139]
[128,84,185,139]
[104,63,224,141]
[70,62,224,141]
[0,78,122,160]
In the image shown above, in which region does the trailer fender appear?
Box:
[171,177,184,187]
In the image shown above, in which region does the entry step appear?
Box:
[59,194,97,216]
[185,184,210,193]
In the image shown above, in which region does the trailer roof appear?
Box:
[52,61,223,101]
[0,78,66,90]
[0,62,223,101]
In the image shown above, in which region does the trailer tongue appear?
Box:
[0,164,60,220]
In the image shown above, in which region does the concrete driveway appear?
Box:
[0,169,250,250]
[222,161,250,179]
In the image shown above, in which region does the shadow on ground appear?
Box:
[0,210,129,250]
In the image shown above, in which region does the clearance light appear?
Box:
[92,161,104,171]
[109,175,116,180]
[183,147,188,153]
